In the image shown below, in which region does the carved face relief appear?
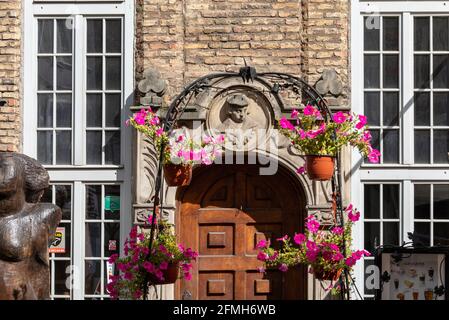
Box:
[207,89,272,151]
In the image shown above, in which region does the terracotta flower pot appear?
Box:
[163,164,192,186]
[149,262,179,285]
[313,267,343,281]
[305,155,335,181]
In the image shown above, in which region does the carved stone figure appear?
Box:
[0,152,61,300]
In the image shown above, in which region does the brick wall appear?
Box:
[0,0,21,152]
[136,0,349,108]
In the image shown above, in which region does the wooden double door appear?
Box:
[176,164,306,300]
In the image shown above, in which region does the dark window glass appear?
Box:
[364,92,380,126]
[433,130,449,163]
[365,184,380,219]
[55,185,72,220]
[37,131,53,164]
[414,223,430,246]
[364,54,380,88]
[56,94,72,128]
[86,94,102,128]
[54,260,71,295]
[364,16,380,51]
[414,184,431,219]
[105,131,120,165]
[86,131,102,164]
[383,129,399,163]
[105,94,121,127]
[106,19,121,53]
[433,55,449,89]
[383,92,399,126]
[433,17,449,51]
[433,92,449,126]
[38,19,54,53]
[85,260,101,294]
[434,223,449,245]
[383,17,399,51]
[56,131,71,165]
[414,17,430,51]
[383,184,399,219]
[414,92,430,126]
[87,57,102,90]
[86,185,101,220]
[383,54,399,88]
[87,19,103,53]
[433,185,449,219]
[383,222,400,245]
[364,222,380,253]
[38,94,53,128]
[38,57,54,91]
[56,56,72,90]
[56,19,72,53]
[105,57,121,90]
[414,130,430,164]
[414,55,430,89]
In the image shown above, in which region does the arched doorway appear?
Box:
[175,163,307,300]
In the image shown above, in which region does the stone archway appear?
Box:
[175,162,308,300]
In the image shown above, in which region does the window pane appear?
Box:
[433,130,449,163]
[414,130,430,164]
[383,184,399,219]
[433,17,449,51]
[383,92,399,126]
[56,19,72,53]
[383,54,399,88]
[38,57,54,91]
[364,54,380,88]
[105,94,121,127]
[85,260,101,294]
[37,131,53,164]
[55,185,72,220]
[414,223,430,246]
[365,184,380,219]
[434,223,449,245]
[56,131,71,165]
[86,94,102,128]
[105,57,121,90]
[38,93,53,128]
[383,129,399,163]
[106,19,121,53]
[433,92,449,126]
[86,131,102,164]
[104,185,120,220]
[38,19,54,53]
[383,222,399,245]
[54,260,71,295]
[414,55,430,89]
[56,56,72,90]
[414,17,430,51]
[85,224,101,258]
[87,19,103,53]
[364,16,379,51]
[433,185,449,219]
[364,222,380,253]
[364,92,380,126]
[433,55,449,89]
[87,57,103,90]
[414,184,430,219]
[383,17,399,51]
[86,185,102,219]
[104,223,120,257]
[56,94,72,128]
[414,92,430,126]
[105,131,120,165]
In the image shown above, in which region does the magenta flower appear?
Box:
[277,235,289,242]
[291,109,299,118]
[159,261,169,270]
[331,226,344,235]
[268,251,279,261]
[184,272,192,281]
[303,104,317,116]
[124,272,134,281]
[333,252,344,262]
[294,233,306,245]
[345,257,356,267]
[332,111,347,124]
[296,166,306,174]
[279,117,295,131]
[279,264,288,272]
[345,204,353,212]
[356,115,367,129]
[257,251,269,262]
[143,261,155,273]
[108,254,119,264]
[348,211,360,222]
[306,219,320,234]
[155,128,164,137]
[149,116,160,126]
[368,148,381,163]
[256,239,268,249]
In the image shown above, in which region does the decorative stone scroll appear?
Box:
[0,152,61,300]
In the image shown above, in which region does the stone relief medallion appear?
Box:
[206,86,272,151]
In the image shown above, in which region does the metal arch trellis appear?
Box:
[142,66,355,300]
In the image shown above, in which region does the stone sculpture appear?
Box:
[0,152,61,300]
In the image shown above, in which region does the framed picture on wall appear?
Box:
[375,247,449,300]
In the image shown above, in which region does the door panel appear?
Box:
[178,164,306,300]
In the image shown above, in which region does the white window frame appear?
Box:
[351,0,449,299]
[23,1,134,300]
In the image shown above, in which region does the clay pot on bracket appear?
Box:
[163,164,192,187]
[148,262,179,285]
[313,267,343,281]
[305,155,335,181]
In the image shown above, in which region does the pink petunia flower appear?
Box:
[296,166,306,174]
[306,219,320,234]
[257,251,269,262]
[332,111,347,124]
[356,115,367,129]
[277,235,289,242]
[331,226,344,235]
[303,104,317,116]
[279,117,295,131]
[294,233,306,245]
[291,109,299,118]
[348,211,360,222]
[256,239,268,249]
[279,264,289,272]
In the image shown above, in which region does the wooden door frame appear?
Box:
[174,162,308,300]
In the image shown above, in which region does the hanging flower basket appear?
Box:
[305,155,335,181]
[313,267,343,281]
[149,262,179,285]
[163,164,192,186]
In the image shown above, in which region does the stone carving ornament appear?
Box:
[0,152,61,300]
[315,69,343,96]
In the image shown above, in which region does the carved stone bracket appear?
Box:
[315,69,343,97]
[306,204,335,227]
[134,205,174,225]
[137,67,167,106]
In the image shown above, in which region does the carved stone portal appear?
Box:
[0,152,61,300]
